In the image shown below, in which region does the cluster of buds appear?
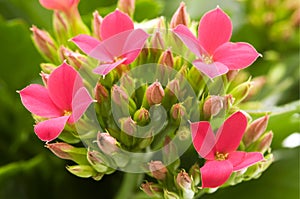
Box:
[19,0,274,198]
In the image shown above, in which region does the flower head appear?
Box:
[191,111,264,188]
[173,7,261,78]
[39,0,79,14]
[19,62,93,141]
[71,10,149,76]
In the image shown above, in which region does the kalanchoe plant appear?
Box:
[19,0,274,198]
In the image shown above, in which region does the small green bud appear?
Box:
[170,103,186,122]
[230,81,252,105]
[164,190,180,199]
[133,107,150,125]
[189,164,201,186]
[66,165,96,178]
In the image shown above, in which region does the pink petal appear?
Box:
[34,116,69,141]
[19,84,62,117]
[71,34,101,55]
[173,24,203,57]
[48,62,83,111]
[121,29,149,64]
[213,42,261,70]
[100,10,134,40]
[89,30,132,62]
[193,60,229,79]
[215,111,248,153]
[230,151,264,171]
[93,58,127,75]
[39,0,79,12]
[190,121,216,160]
[198,7,232,54]
[69,87,93,123]
[200,160,233,188]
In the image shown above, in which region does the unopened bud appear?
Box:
[229,81,252,105]
[87,150,110,173]
[119,117,137,136]
[159,49,174,68]
[40,63,56,73]
[189,164,200,186]
[257,131,273,153]
[176,170,194,199]
[111,85,128,106]
[66,165,96,178]
[170,2,188,29]
[203,95,224,117]
[226,70,239,81]
[243,115,269,147]
[53,11,70,43]
[140,182,163,197]
[149,161,168,180]
[120,74,135,95]
[46,142,74,160]
[170,103,185,121]
[59,46,86,69]
[118,0,135,17]
[97,132,119,155]
[177,126,190,141]
[146,81,165,105]
[134,108,150,125]
[30,25,57,62]
[164,190,180,199]
[166,79,180,97]
[151,30,165,50]
[94,82,109,103]
[92,11,103,40]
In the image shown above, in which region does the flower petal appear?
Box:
[19,84,62,117]
[193,60,229,79]
[34,116,69,141]
[215,111,248,153]
[214,42,261,70]
[173,24,203,57]
[200,160,233,188]
[198,7,232,54]
[121,29,149,64]
[48,62,83,111]
[39,0,79,12]
[100,10,134,40]
[230,151,264,171]
[93,58,127,75]
[190,121,216,160]
[71,34,101,54]
[69,87,93,123]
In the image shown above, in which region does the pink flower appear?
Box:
[71,10,149,76]
[39,0,79,14]
[190,111,264,188]
[19,62,93,142]
[173,7,261,78]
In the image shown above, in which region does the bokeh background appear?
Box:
[0,0,299,198]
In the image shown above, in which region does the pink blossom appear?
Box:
[191,111,264,188]
[71,10,149,76]
[39,0,79,14]
[173,7,261,78]
[19,62,93,141]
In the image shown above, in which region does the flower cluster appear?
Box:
[19,0,273,198]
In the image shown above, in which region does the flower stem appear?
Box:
[114,172,141,199]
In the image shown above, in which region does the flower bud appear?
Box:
[118,0,135,17]
[151,28,165,50]
[97,132,119,155]
[111,85,128,106]
[120,74,135,95]
[189,164,200,186]
[59,46,87,69]
[94,82,109,104]
[40,63,56,73]
[243,115,269,147]
[170,2,188,29]
[119,117,137,136]
[87,150,111,173]
[177,126,190,141]
[164,190,180,199]
[30,25,57,62]
[226,70,239,81]
[166,79,180,97]
[176,170,194,199]
[203,95,224,118]
[257,131,273,153]
[133,107,150,125]
[159,49,174,68]
[140,182,163,197]
[66,165,96,178]
[170,103,186,121]
[53,11,70,43]
[92,11,103,40]
[229,81,252,105]
[146,81,165,105]
[149,161,168,180]
[46,142,74,160]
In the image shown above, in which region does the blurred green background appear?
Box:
[0,0,299,198]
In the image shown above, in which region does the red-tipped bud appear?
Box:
[159,49,174,68]
[59,46,87,69]
[146,81,165,105]
[111,85,128,106]
[119,117,137,136]
[134,108,150,125]
[40,63,56,73]
[53,11,70,42]
[30,25,57,62]
[97,132,119,155]
[243,115,269,147]
[94,83,109,103]
[140,182,163,197]
[166,79,180,96]
[46,142,74,160]
[87,150,110,173]
[170,103,185,121]
[92,11,103,40]
[257,131,273,153]
[176,170,194,198]
[203,95,224,117]
[170,2,189,29]
[117,0,135,17]
[151,29,165,50]
[149,161,168,180]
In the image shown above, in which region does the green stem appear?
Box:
[114,172,141,199]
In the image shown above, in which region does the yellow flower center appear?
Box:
[215,152,228,161]
[64,110,72,116]
[202,55,213,64]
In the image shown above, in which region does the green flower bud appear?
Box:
[170,103,186,122]
[189,164,201,186]
[176,170,194,199]
[257,131,273,153]
[229,80,253,105]
[87,150,112,173]
[94,82,109,104]
[133,107,150,125]
[170,2,189,29]
[40,63,56,73]
[159,49,174,68]
[59,46,87,69]
[66,165,97,178]
[140,181,163,197]
[164,190,180,199]
[146,81,165,105]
